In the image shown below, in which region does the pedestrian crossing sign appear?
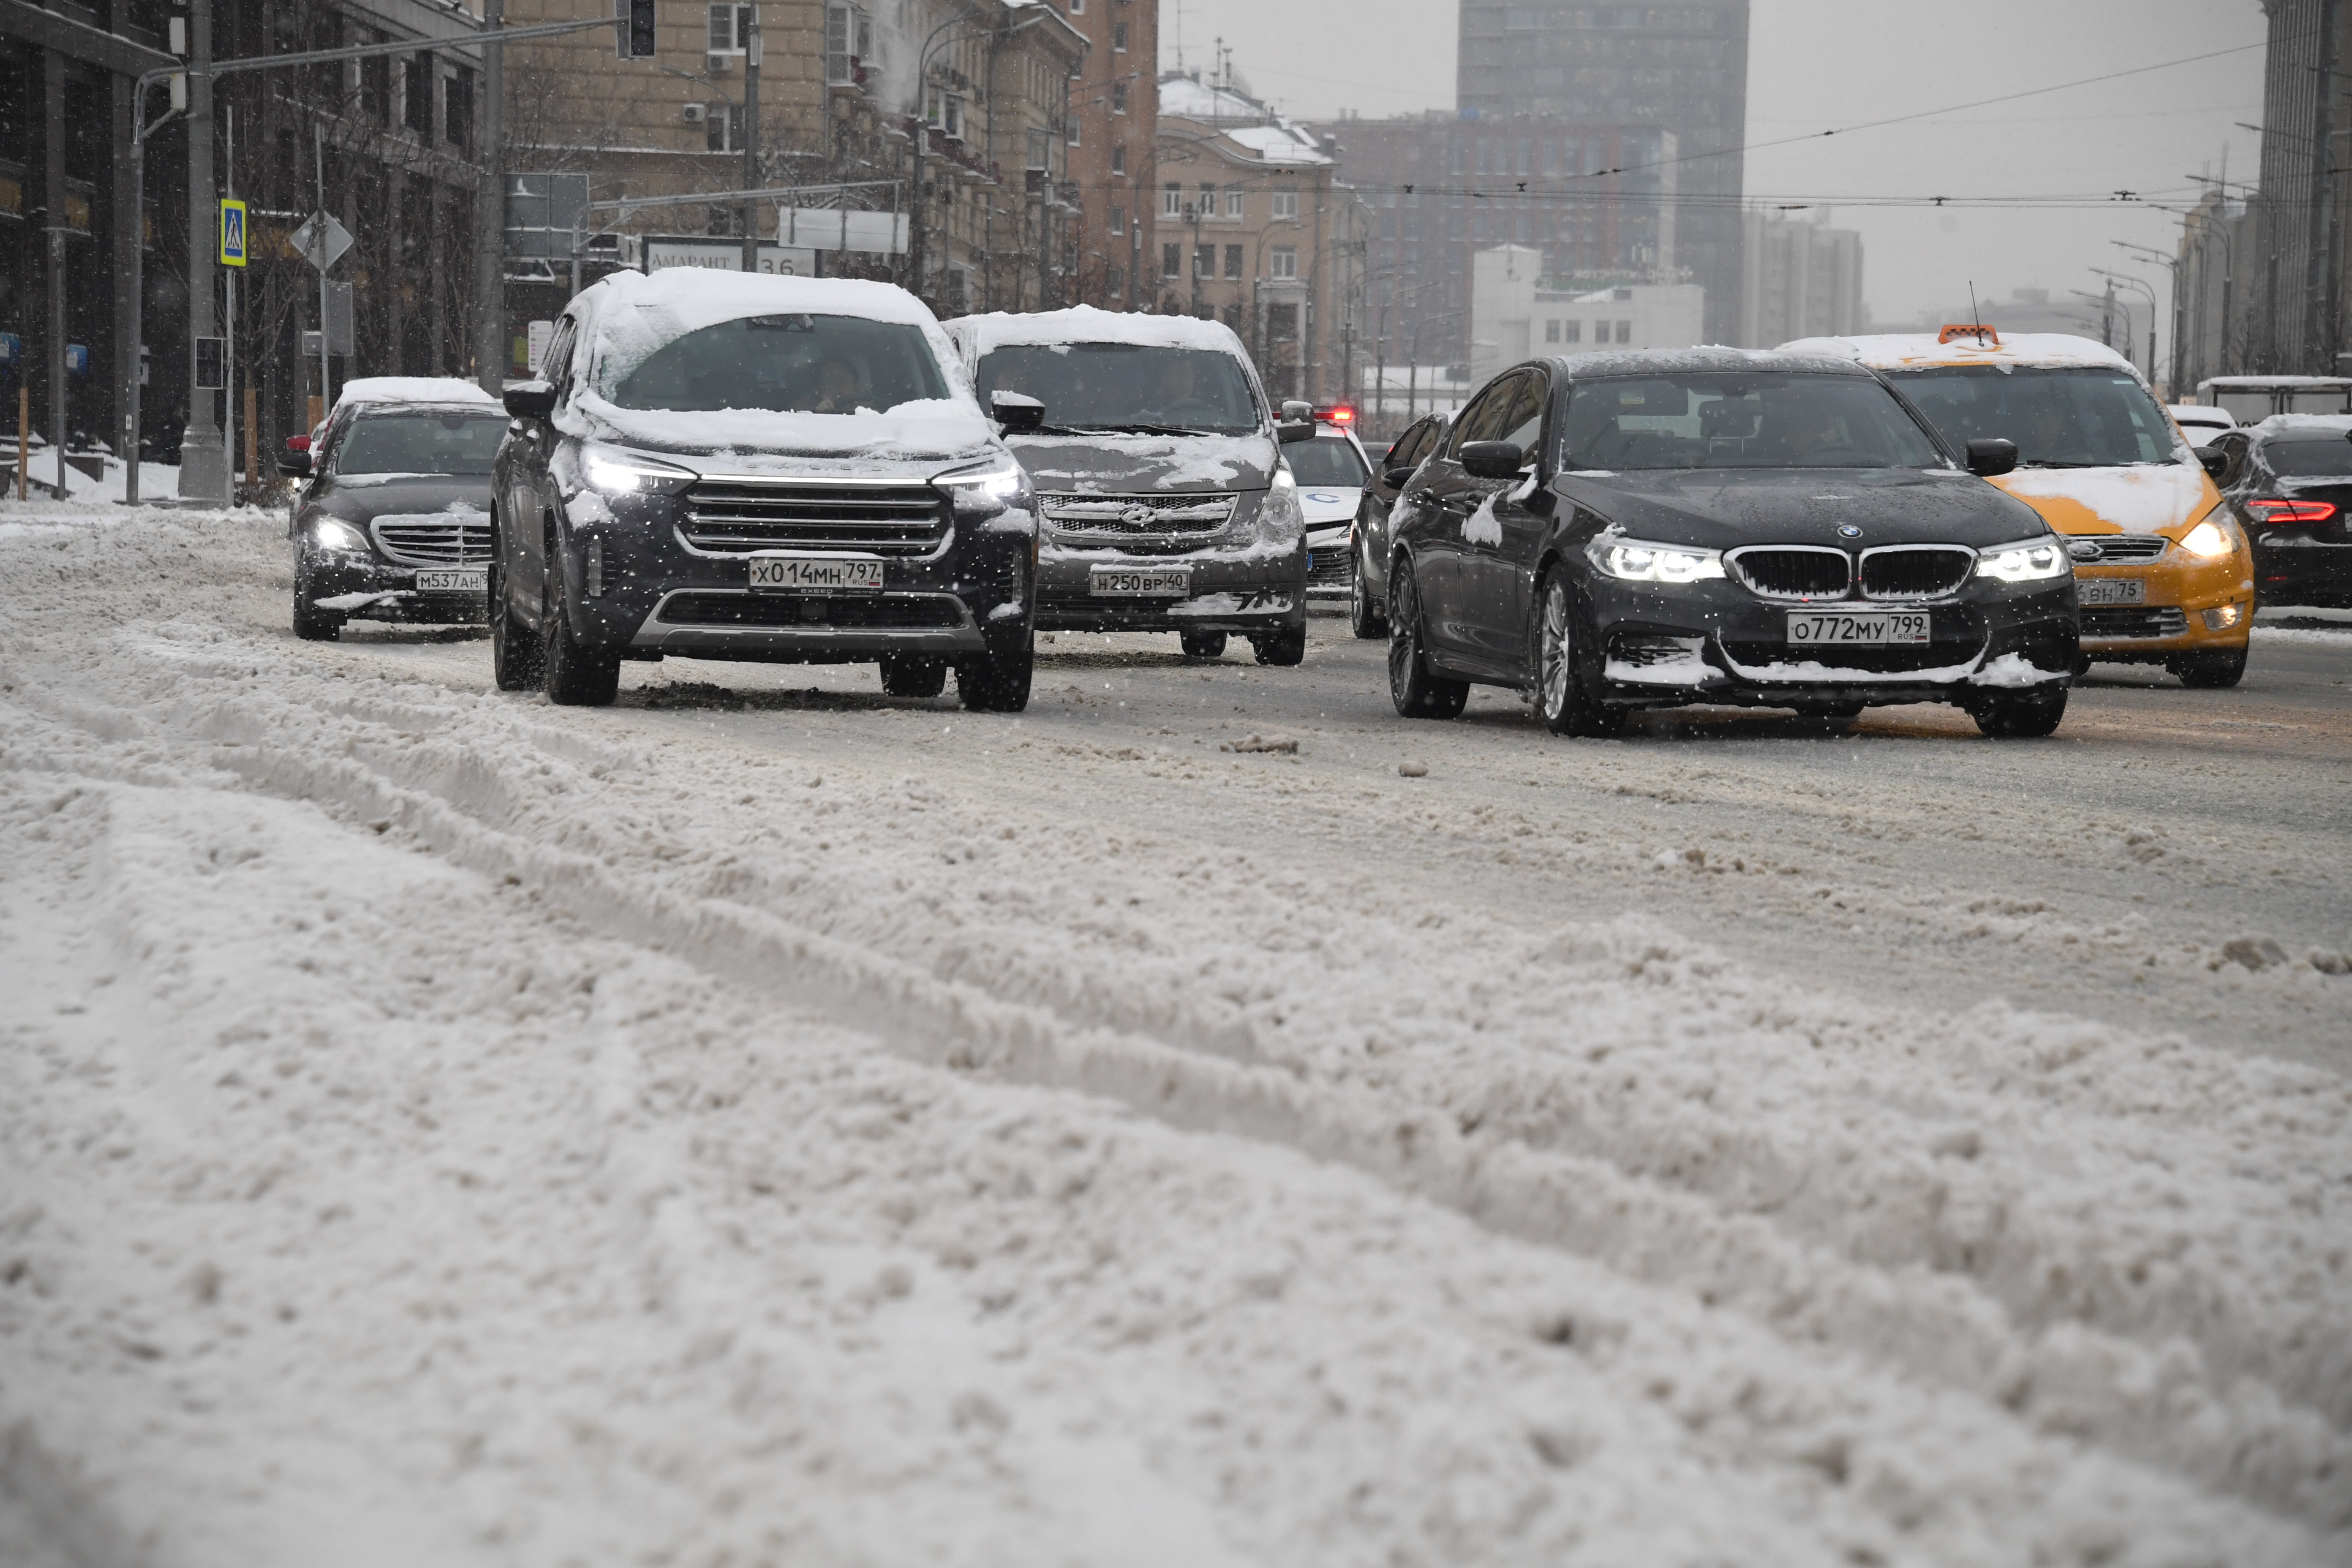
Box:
[220,199,247,268]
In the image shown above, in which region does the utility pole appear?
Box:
[177,0,227,502]
[740,4,762,272]
[43,46,66,498]
[476,0,505,395]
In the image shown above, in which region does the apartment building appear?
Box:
[1056,0,1156,308]
[1154,69,1367,404]
[1456,0,1750,346]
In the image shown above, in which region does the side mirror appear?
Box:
[990,389,1044,434]
[1382,464,1418,487]
[2195,444,2228,479]
[1277,419,1317,445]
[1281,399,1314,424]
[503,380,557,420]
[1459,440,1526,480]
[1965,438,2019,478]
[277,452,312,478]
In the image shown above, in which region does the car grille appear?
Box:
[655,592,965,629]
[1728,547,1851,600]
[2068,534,2169,564]
[2082,606,2189,640]
[1859,545,1975,600]
[680,480,950,555]
[1307,543,1352,586]
[373,515,492,566]
[1038,492,1237,536]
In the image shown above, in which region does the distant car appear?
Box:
[944,305,1311,666]
[2170,404,2235,445]
[280,377,506,641]
[1291,409,1373,602]
[1350,411,1449,638]
[1383,348,2079,738]
[2210,414,2352,607]
[491,271,1037,709]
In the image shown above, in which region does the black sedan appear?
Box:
[281,395,506,641]
[1383,349,2080,738]
[1350,410,1449,639]
[2210,415,2352,607]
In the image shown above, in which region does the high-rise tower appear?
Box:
[1457,2,1750,344]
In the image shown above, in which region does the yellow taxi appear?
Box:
[1780,328,2254,686]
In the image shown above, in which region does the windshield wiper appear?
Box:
[2020,459,2102,468]
[1068,422,1222,437]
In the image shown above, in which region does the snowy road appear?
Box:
[2,503,2348,1566]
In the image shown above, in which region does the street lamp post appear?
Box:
[740,4,762,273]
[177,0,226,504]
[2115,241,2186,395]
[2093,268,2160,384]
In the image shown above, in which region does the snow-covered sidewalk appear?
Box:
[2,503,2347,1566]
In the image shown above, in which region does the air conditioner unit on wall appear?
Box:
[708,53,732,74]
[682,103,707,123]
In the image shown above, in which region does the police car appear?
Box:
[1286,406,1373,597]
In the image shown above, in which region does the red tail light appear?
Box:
[2248,498,2337,525]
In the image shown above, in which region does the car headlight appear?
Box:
[578,443,696,496]
[1259,466,1305,543]
[933,456,1029,514]
[2177,517,2233,558]
[1974,535,2071,583]
[1587,537,1726,584]
[310,517,370,554]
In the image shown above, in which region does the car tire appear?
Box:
[541,559,620,708]
[291,565,342,642]
[1968,687,2067,738]
[2168,648,2247,688]
[1251,624,1306,667]
[489,551,542,691]
[957,622,1034,713]
[879,655,948,699]
[1349,536,1387,640]
[1387,557,1468,719]
[1530,568,1624,738]
[1179,630,1228,659]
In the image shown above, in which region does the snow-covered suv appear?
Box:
[945,306,1312,665]
[491,272,1038,709]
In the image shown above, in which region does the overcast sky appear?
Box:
[1161,0,2268,354]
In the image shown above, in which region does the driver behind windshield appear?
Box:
[972,343,1259,433]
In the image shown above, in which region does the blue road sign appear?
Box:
[220,199,248,267]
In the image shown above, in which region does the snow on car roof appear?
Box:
[331,377,499,414]
[947,304,1251,361]
[1782,332,2139,374]
[1552,346,1871,378]
[2244,412,2352,440]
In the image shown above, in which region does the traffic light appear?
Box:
[618,0,656,59]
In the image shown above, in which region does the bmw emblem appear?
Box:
[1837,524,1862,539]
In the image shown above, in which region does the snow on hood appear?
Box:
[330,377,499,416]
[551,270,993,465]
[1007,430,1277,493]
[1784,332,2138,375]
[946,305,1251,363]
[1993,463,2215,536]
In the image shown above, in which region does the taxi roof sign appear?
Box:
[1938,323,1998,347]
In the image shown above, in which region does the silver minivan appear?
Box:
[945,306,1312,664]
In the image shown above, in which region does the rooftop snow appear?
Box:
[948,305,1252,361]
[330,377,499,413]
[1782,332,2140,375]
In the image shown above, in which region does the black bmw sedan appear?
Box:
[1383,349,2080,738]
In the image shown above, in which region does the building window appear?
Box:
[1110,205,1125,234]
[706,102,746,152]
[1271,186,1298,220]
[1113,21,1128,50]
[926,90,964,139]
[1615,320,1632,343]
[445,66,474,151]
[1068,0,1084,12]
[1162,183,1181,218]
[1199,183,1217,216]
[404,53,433,136]
[709,3,752,53]
[826,4,872,86]
[1225,188,1243,219]
[1026,129,1050,169]
[1109,262,1124,297]
[1067,116,1081,146]
[1270,246,1296,279]
[1111,142,1127,175]
[1545,319,1560,343]
[1193,244,1214,278]
[1111,80,1127,113]
[1162,242,1181,278]
[1223,244,1244,280]
[1563,319,1581,343]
